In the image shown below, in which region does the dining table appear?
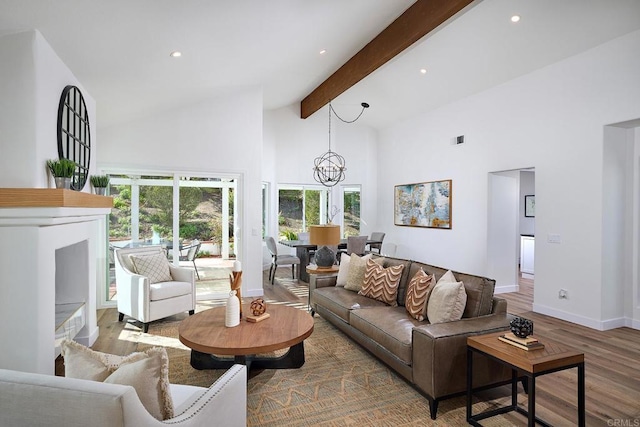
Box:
[279,238,383,283]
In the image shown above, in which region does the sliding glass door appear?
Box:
[105,172,238,304]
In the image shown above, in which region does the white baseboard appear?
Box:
[533,303,640,331]
[495,285,518,294]
[76,326,100,347]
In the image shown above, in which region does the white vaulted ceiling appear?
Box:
[1,0,639,130]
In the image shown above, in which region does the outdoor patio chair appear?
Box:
[114,245,195,332]
[180,239,202,279]
[266,236,300,285]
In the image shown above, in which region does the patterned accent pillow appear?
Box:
[427,270,467,324]
[61,340,174,420]
[358,259,405,306]
[405,268,436,321]
[129,253,172,284]
[344,254,383,292]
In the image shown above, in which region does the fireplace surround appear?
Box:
[0,189,111,374]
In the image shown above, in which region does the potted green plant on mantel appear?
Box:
[90,175,110,195]
[46,158,76,189]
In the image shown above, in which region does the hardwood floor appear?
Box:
[91,271,640,425]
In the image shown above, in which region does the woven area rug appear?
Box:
[134,305,512,426]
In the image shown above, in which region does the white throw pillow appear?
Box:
[129,252,172,284]
[61,340,174,420]
[427,270,467,324]
[336,253,351,286]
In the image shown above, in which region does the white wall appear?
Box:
[377,29,640,330]
[99,88,264,298]
[0,30,96,190]
[263,104,378,239]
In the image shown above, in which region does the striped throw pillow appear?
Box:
[405,269,435,321]
[358,259,404,306]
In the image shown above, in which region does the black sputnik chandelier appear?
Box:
[313,101,369,187]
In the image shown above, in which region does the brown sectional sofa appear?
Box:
[309,255,513,419]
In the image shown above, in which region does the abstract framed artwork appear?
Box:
[394,179,452,229]
[525,195,535,218]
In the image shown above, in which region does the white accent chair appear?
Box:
[0,364,247,427]
[115,246,195,332]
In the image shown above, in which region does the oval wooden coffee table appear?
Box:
[178,304,314,372]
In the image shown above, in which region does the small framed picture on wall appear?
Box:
[525,195,535,218]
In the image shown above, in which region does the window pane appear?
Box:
[343,187,361,237]
[304,189,321,227]
[278,189,303,239]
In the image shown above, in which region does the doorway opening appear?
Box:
[487,168,535,294]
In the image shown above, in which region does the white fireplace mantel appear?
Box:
[0,189,112,374]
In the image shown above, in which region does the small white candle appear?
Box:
[233,260,242,272]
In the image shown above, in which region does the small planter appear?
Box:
[54,177,71,189]
[47,159,76,190]
[90,175,110,195]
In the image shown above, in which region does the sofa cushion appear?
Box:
[427,271,467,324]
[312,287,387,322]
[61,340,174,420]
[349,306,420,365]
[149,280,192,301]
[358,259,404,306]
[344,254,383,292]
[405,269,435,321]
[129,252,172,284]
[409,261,495,318]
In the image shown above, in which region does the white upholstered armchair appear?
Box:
[115,246,196,332]
[0,364,247,427]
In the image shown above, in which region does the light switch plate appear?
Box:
[548,234,562,244]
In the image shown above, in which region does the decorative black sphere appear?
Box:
[510,317,534,338]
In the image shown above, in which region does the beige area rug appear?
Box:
[133,304,513,426]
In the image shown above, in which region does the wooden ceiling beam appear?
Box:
[300,0,476,119]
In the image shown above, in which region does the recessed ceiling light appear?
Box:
[170,51,182,58]
[319,49,327,55]
[420,68,427,74]
[511,15,521,23]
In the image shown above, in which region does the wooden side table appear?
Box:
[467,331,585,427]
[306,265,339,314]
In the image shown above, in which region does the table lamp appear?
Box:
[309,224,341,269]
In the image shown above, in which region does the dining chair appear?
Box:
[367,232,386,254]
[266,236,301,284]
[297,232,315,261]
[337,235,368,262]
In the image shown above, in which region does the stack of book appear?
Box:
[498,332,545,351]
